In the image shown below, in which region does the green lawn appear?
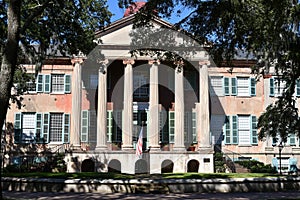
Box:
[2,172,280,179]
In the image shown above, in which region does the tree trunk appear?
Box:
[0,0,21,134]
[0,0,21,198]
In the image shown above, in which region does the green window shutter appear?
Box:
[224,116,231,144]
[63,113,70,143]
[107,111,113,142]
[232,115,238,144]
[44,74,51,93]
[224,77,230,95]
[251,115,258,144]
[270,78,274,97]
[169,111,175,143]
[192,112,197,143]
[296,80,300,97]
[289,133,296,146]
[36,74,44,92]
[43,113,50,143]
[14,113,22,144]
[250,78,256,96]
[81,110,88,142]
[231,78,237,96]
[64,74,71,93]
[35,113,43,143]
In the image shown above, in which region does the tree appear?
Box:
[119,0,300,142]
[0,0,111,137]
[0,0,111,197]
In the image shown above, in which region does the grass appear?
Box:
[2,172,280,180]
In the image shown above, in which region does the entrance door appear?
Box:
[133,102,149,151]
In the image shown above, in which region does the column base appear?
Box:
[148,145,161,152]
[173,146,186,151]
[122,145,133,151]
[70,144,82,152]
[198,146,214,154]
[95,145,108,152]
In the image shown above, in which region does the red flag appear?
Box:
[136,126,143,157]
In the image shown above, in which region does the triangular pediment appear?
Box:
[95,14,174,46]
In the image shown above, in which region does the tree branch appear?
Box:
[20,0,53,35]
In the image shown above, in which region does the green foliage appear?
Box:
[258,97,300,142]
[1,0,112,59]
[4,153,67,173]
[119,0,300,141]
[235,160,277,173]
[214,152,226,173]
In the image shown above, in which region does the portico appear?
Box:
[66,13,214,174]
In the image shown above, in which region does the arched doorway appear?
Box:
[187,159,199,172]
[161,160,174,173]
[135,159,148,174]
[108,159,121,173]
[81,159,95,172]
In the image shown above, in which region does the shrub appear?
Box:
[235,160,277,173]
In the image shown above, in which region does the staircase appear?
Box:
[215,146,250,173]
[234,163,250,173]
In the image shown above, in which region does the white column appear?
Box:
[122,59,134,150]
[70,56,84,150]
[198,61,211,149]
[148,60,161,151]
[95,59,108,151]
[173,65,186,151]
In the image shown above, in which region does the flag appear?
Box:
[136,126,143,157]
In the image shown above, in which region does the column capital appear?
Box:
[199,60,210,67]
[148,59,160,65]
[123,59,135,65]
[97,58,109,74]
[174,59,184,73]
[71,51,86,65]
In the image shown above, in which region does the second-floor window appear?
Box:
[36,74,71,94]
[210,76,256,97]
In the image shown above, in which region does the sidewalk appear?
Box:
[3,191,300,200]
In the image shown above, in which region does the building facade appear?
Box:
[3,10,300,174]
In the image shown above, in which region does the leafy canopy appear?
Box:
[0,0,112,65]
[119,0,300,142]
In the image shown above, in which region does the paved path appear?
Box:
[3,191,300,200]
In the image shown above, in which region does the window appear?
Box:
[159,111,169,143]
[14,112,70,144]
[26,74,36,93]
[112,110,122,142]
[49,113,63,142]
[269,78,285,97]
[224,115,257,145]
[213,76,256,96]
[184,111,197,144]
[169,111,175,143]
[81,110,97,143]
[237,77,250,96]
[21,113,35,143]
[209,76,223,96]
[35,74,71,94]
[133,71,149,98]
[51,74,65,93]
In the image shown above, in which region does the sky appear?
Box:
[107,0,192,24]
